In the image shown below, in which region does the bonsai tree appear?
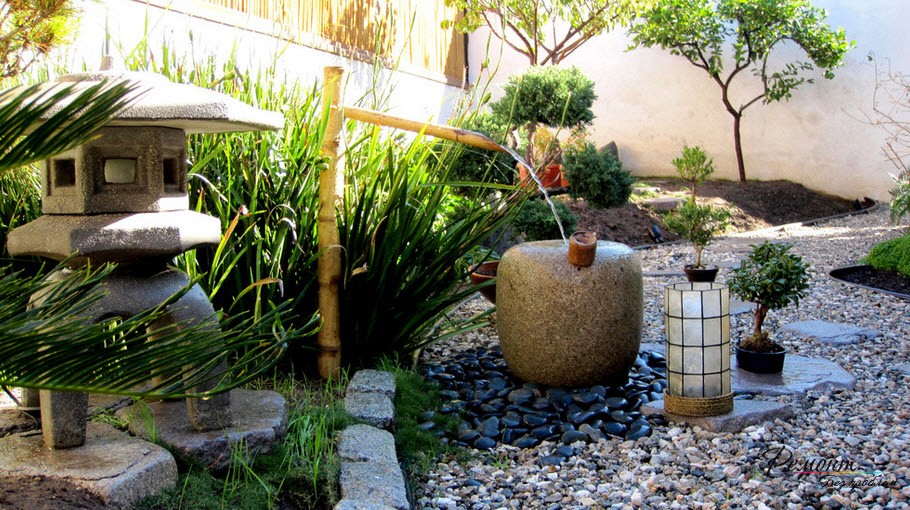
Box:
[629,0,853,182]
[442,0,649,66]
[728,241,811,352]
[489,65,596,172]
[673,145,715,201]
[662,200,731,268]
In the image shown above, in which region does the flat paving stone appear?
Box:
[334,500,398,510]
[117,389,287,471]
[347,370,396,398]
[780,320,882,345]
[640,343,855,396]
[345,393,394,430]
[0,422,176,509]
[0,408,39,436]
[641,399,794,433]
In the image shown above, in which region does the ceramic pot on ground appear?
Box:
[684,265,719,282]
[735,346,786,374]
[469,260,499,304]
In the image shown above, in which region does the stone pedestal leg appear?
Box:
[187,382,232,431]
[20,388,40,408]
[39,389,88,449]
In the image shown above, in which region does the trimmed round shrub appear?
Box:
[562,142,634,208]
[513,198,576,242]
[490,66,596,128]
[863,233,910,277]
[450,111,514,191]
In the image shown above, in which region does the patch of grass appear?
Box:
[863,232,910,277]
[378,360,468,476]
[88,408,128,430]
[132,372,351,509]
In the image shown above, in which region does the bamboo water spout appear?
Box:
[316,68,509,380]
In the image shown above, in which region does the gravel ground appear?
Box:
[417,206,910,509]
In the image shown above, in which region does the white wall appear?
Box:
[468,0,906,201]
[63,0,463,124]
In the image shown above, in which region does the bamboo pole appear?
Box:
[316,66,344,380]
[344,105,509,153]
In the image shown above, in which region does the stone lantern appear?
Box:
[6,57,283,449]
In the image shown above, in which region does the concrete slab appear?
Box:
[0,408,39,436]
[640,343,855,396]
[641,399,795,433]
[117,389,286,471]
[780,320,882,345]
[0,422,176,509]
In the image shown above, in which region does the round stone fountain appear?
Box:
[495,240,643,387]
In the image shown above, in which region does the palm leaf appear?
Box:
[0,263,316,398]
[0,80,138,173]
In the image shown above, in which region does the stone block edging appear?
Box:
[336,369,409,510]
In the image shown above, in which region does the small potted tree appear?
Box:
[673,144,715,201]
[662,200,731,281]
[728,241,811,373]
[489,65,596,186]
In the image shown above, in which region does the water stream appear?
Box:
[499,145,569,246]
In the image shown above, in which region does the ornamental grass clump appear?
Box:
[728,241,811,352]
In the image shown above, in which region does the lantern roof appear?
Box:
[43,56,284,134]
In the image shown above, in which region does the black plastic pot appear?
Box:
[735,346,786,374]
[684,265,719,282]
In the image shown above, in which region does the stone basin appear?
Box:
[496,240,643,387]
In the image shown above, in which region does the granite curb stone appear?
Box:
[337,424,398,464]
[344,393,395,430]
[347,369,396,398]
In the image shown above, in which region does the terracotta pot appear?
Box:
[735,346,786,374]
[541,164,563,189]
[568,231,597,267]
[684,265,719,282]
[469,260,499,304]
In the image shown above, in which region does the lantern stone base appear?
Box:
[641,398,794,433]
[0,421,176,509]
[116,389,287,471]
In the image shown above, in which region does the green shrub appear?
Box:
[661,200,731,268]
[490,66,596,128]
[863,233,910,277]
[449,111,514,190]
[672,145,715,200]
[513,199,576,242]
[891,172,910,224]
[562,142,634,208]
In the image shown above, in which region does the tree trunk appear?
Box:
[733,113,746,183]
[753,305,768,337]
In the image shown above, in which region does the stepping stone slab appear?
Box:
[640,343,855,396]
[345,393,394,430]
[347,370,396,398]
[0,408,38,436]
[117,389,287,472]
[339,461,409,510]
[337,424,397,464]
[0,421,176,509]
[641,399,795,433]
[334,500,398,510]
[780,320,882,345]
[643,197,684,212]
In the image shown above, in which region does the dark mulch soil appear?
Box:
[559,178,863,247]
[832,265,910,298]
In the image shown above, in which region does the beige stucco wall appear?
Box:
[65,0,462,124]
[467,0,906,201]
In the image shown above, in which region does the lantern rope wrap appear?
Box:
[664,282,733,416]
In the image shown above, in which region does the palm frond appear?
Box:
[0,264,316,397]
[0,80,137,173]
